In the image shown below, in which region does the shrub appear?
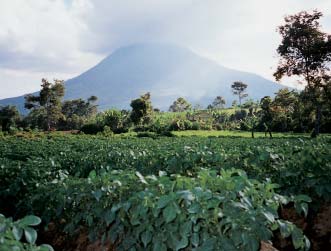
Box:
[80,123,103,135]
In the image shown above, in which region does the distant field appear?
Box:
[172,130,312,138]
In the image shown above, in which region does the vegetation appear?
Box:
[231,82,248,107]
[130,92,153,125]
[274,10,331,137]
[207,96,226,109]
[0,214,53,251]
[2,135,331,250]
[0,9,331,251]
[169,97,192,112]
[0,105,20,132]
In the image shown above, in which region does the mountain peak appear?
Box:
[0,43,284,113]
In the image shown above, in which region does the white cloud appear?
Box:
[0,0,330,98]
[0,0,101,72]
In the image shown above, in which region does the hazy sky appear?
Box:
[0,0,330,99]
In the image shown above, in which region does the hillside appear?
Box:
[0,43,286,113]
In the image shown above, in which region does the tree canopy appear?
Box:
[274,10,331,136]
[25,79,65,130]
[169,97,192,112]
[231,81,248,107]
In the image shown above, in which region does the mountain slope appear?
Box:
[0,43,285,113]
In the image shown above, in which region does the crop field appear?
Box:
[1,135,331,251]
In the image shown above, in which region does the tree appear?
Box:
[169,97,192,112]
[61,96,98,129]
[274,10,331,137]
[62,96,98,118]
[272,88,299,131]
[130,92,153,125]
[98,109,129,133]
[209,96,226,109]
[231,81,248,107]
[260,96,273,138]
[0,106,20,131]
[25,79,65,130]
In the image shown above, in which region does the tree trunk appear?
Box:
[251,130,254,138]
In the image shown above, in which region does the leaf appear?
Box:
[88,170,97,179]
[175,236,189,251]
[135,171,148,184]
[262,211,275,223]
[295,194,312,203]
[188,202,201,214]
[180,221,192,236]
[24,227,37,244]
[12,226,23,240]
[199,237,217,251]
[39,244,55,251]
[278,220,293,238]
[92,190,102,201]
[20,215,41,226]
[299,202,309,217]
[157,195,172,209]
[141,231,152,248]
[291,227,304,249]
[153,239,167,251]
[191,233,199,247]
[242,233,259,251]
[104,210,115,225]
[163,203,177,223]
[177,190,195,202]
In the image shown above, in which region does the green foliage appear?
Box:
[0,105,20,132]
[231,82,248,107]
[24,79,65,131]
[0,214,53,251]
[208,96,226,109]
[274,10,331,137]
[26,169,309,251]
[80,123,104,134]
[169,97,192,112]
[60,96,98,130]
[130,92,153,125]
[1,136,331,250]
[97,109,130,133]
[274,10,331,83]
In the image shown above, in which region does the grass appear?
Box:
[172,130,312,138]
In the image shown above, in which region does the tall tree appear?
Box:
[25,79,65,130]
[0,106,20,132]
[130,92,153,125]
[169,97,192,112]
[231,81,248,107]
[273,10,331,137]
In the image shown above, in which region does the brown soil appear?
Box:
[260,241,279,251]
[41,222,114,251]
[310,204,331,250]
[274,203,331,251]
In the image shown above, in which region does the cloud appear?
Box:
[0,0,330,98]
[0,0,101,73]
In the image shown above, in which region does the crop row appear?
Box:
[0,136,330,250]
